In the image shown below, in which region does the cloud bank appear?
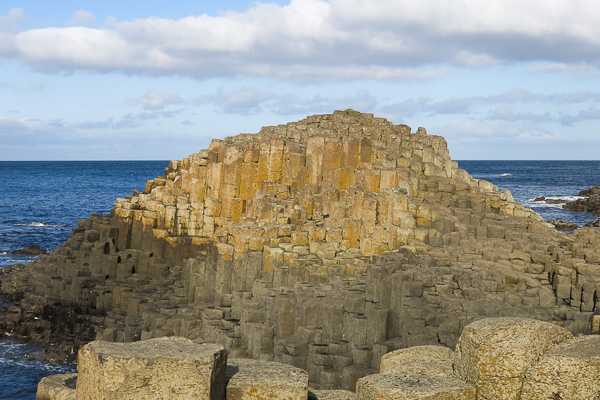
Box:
[1,0,599,82]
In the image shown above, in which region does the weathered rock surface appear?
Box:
[356,372,475,400]
[3,110,600,390]
[454,318,573,400]
[379,345,453,374]
[76,337,227,400]
[521,335,600,400]
[309,389,359,400]
[226,358,308,399]
[36,373,77,400]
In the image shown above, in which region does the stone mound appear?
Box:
[3,110,600,391]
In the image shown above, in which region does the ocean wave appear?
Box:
[473,173,513,179]
[526,196,586,209]
[13,222,65,228]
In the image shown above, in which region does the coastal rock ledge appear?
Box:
[1,110,600,393]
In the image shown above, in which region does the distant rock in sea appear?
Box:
[9,245,47,255]
[563,185,600,215]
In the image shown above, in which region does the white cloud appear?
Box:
[0,8,28,32]
[1,0,599,81]
[194,87,379,115]
[209,87,277,114]
[67,10,97,27]
[126,90,182,110]
[486,106,549,123]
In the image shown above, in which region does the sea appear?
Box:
[0,160,599,399]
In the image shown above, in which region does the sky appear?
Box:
[1,0,599,161]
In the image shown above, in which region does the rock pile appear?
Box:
[38,317,600,399]
[2,110,600,391]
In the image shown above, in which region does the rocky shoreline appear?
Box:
[563,185,600,215]
[2,110,600,397]
[0,266,95,364]
[533,185,600,231]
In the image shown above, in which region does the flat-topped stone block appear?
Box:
[356,372,475,400]
[379,345,453,374]
[308,389,359,399]
[36,373,77,400]
[76,337,226,400]
[454,317,573,400]
[521,335,600,400]
[226,358,308,400]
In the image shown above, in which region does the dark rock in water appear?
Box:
[9,245,47,255]
[547,220,579,231]
[533,196,566,204]
[584,218,600,227]
[563,185,600,215]
[579,185,600,197]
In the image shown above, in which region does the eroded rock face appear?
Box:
[453,318,573,400]
[3,110,600,390]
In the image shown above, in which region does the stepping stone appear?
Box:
[226,358,308,400]
[76,337,226,400]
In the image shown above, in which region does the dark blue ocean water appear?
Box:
[0,160,599,399]
[0,161,168,400]
[458,160,600,227]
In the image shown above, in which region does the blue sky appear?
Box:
[1,1,599,161]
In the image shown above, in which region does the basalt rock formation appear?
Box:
[563,185,600,215]
[2,110,600,391]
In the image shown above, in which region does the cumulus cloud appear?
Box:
[0,115,70,145]
[438,121,556,142]
[208,87,277,115]
[76,109,182,130]
[559,107,600,126]
[195,87,378,115]
[67,10,97,27]
[380,89,600,122]
[2,1,599,81]
[0,8,28,32]
[486,106,550,123]
[126,90,182,110]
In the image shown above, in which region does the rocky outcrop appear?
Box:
[39,317,600,399]
[356,317,600,400]
[585,218,600,227]
[563,185,600,215]
[9,245,47,255]
[3,110,600,390]
[547,219,579,231]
